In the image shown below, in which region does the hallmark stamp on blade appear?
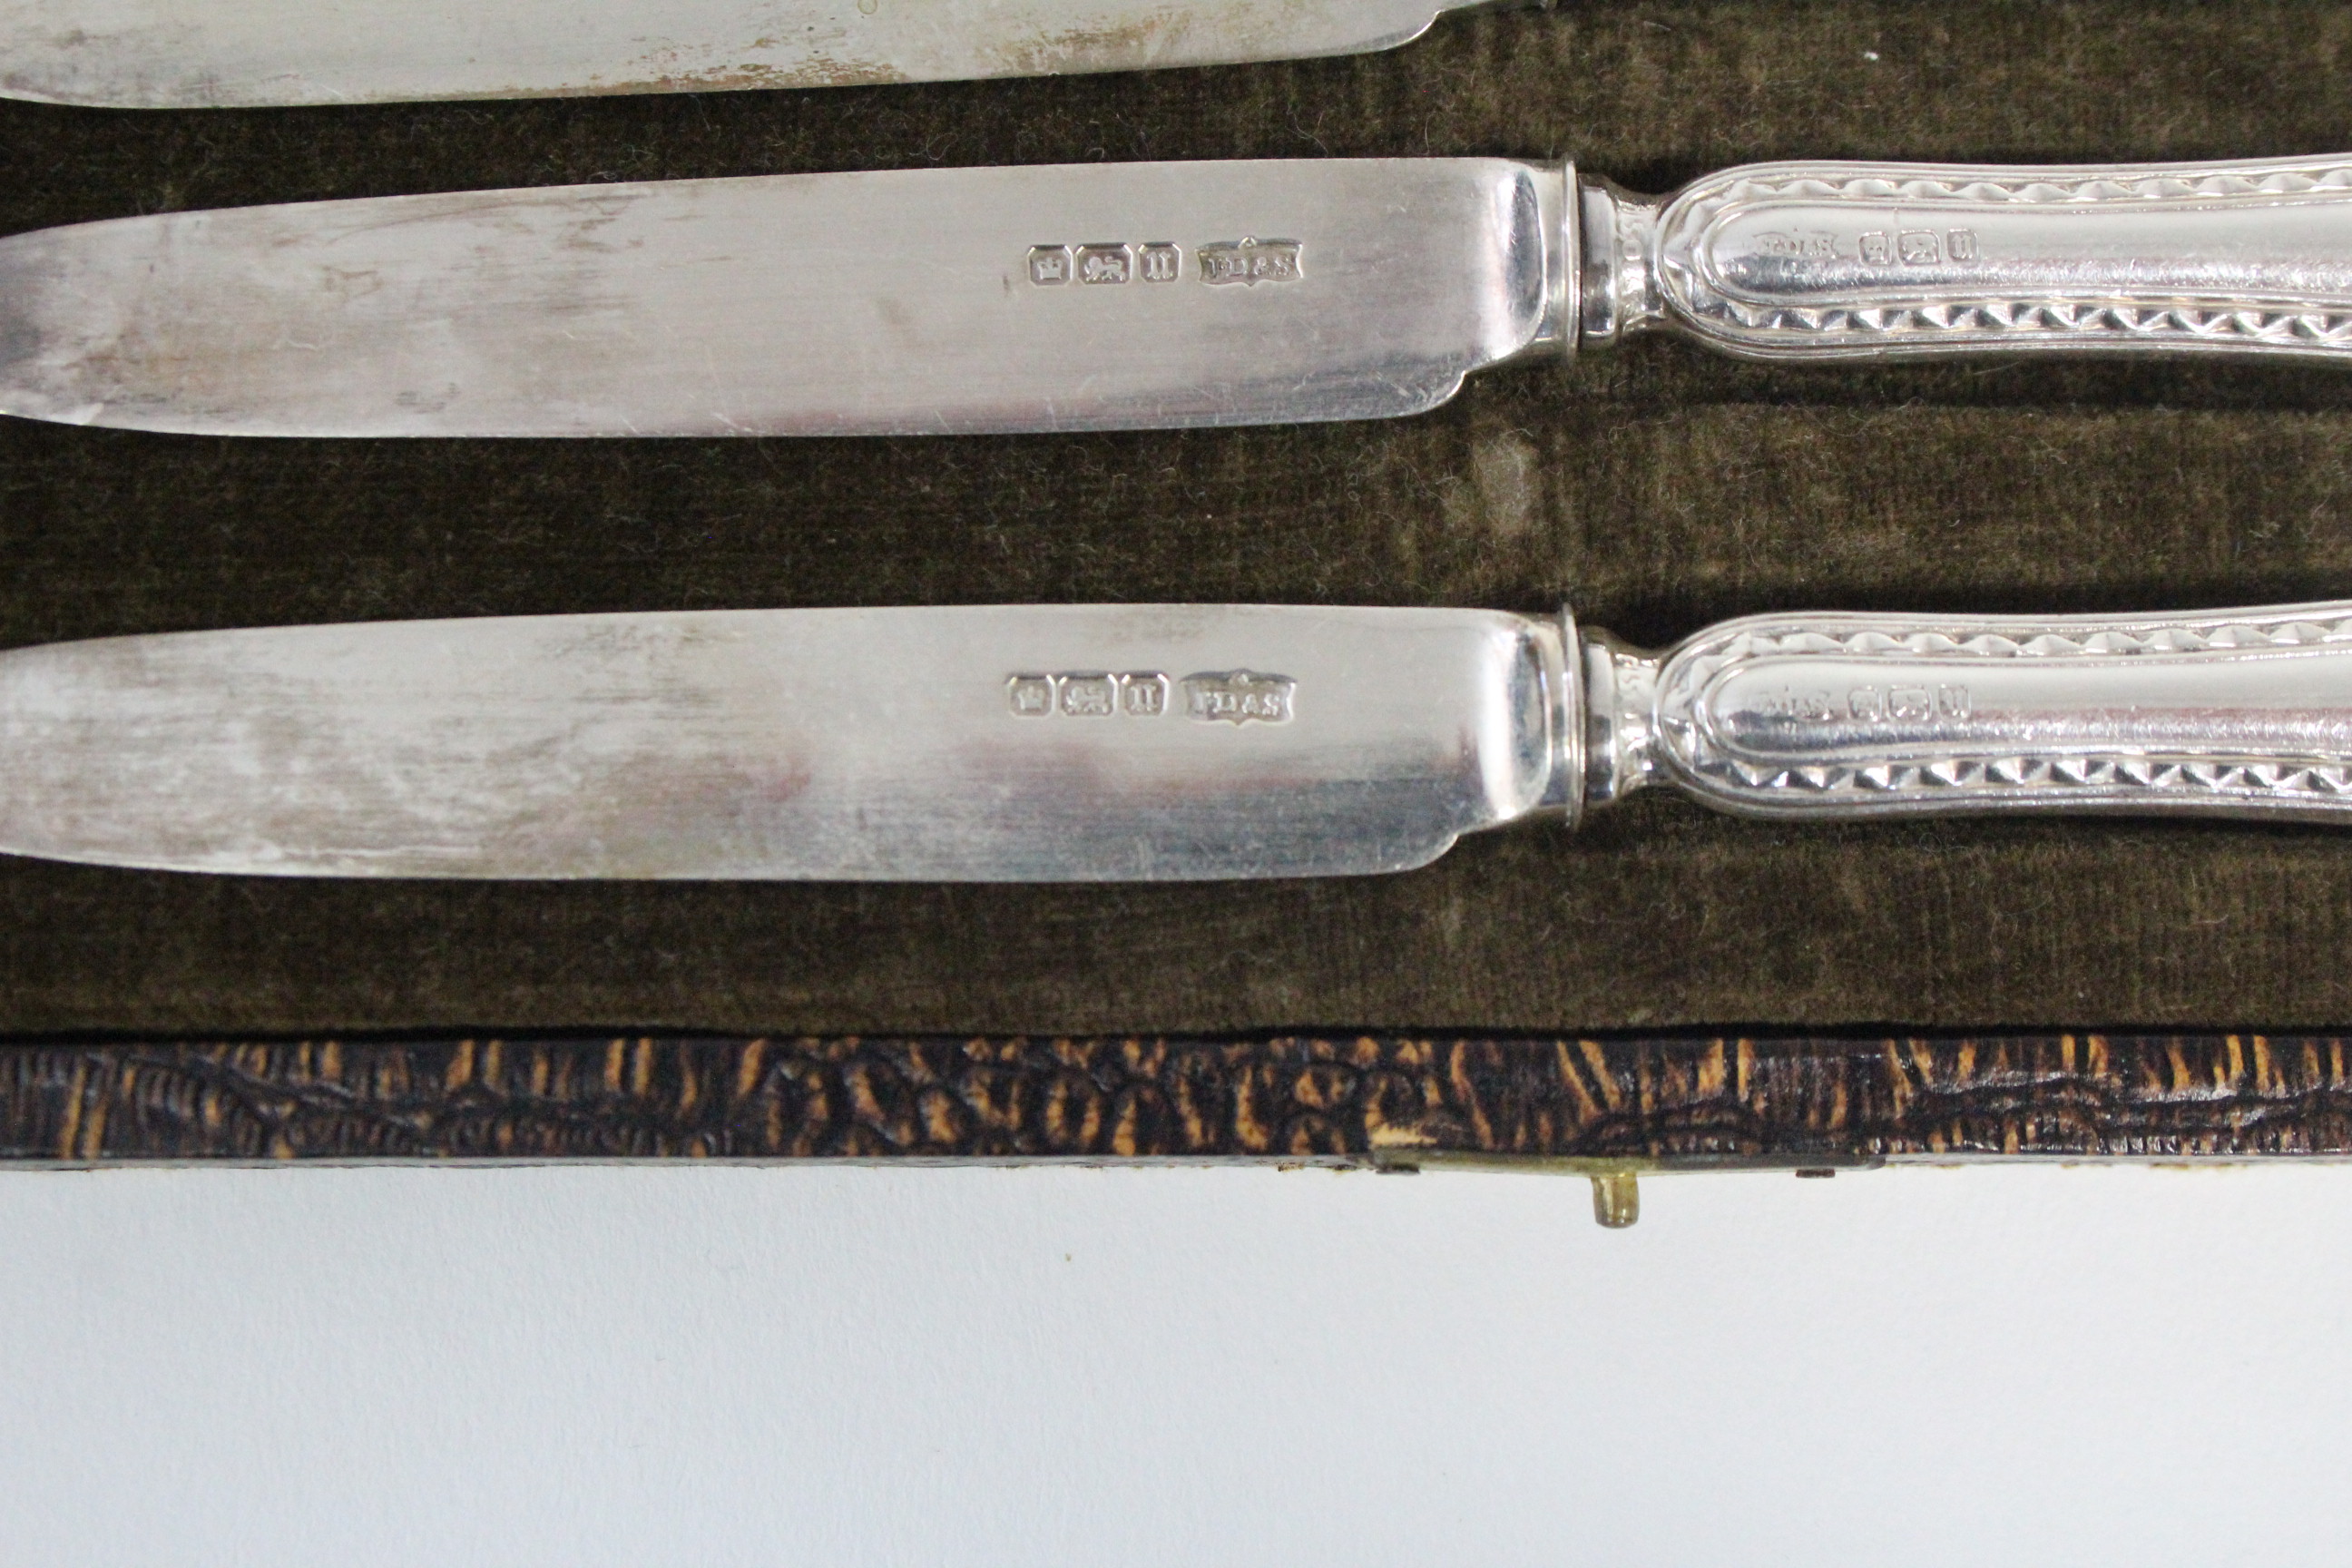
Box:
[1121,673,1170,715]
[1181,671,1294,724]
[1007,672,1177,718]
[1059,674,1119,714]
[1024,239,1298,287]
[1006,671,1286,722]
[1075,244,1133,285]
[1025,246,1072,286]
[1028,241,1180,286]
[1198,239,1302,286]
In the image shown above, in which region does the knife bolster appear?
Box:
[1488,160,1583,367]
[1529,609,1588,826]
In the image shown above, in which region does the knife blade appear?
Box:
[4,152,2349,438]
[0,0,1497,108]
[7,596,2352,879]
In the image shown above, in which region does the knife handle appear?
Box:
[1577,602,2352,821]
[1574,155,2352,361]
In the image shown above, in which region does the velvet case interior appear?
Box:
[4,0,2352,1036]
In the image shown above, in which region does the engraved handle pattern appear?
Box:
[1616,603,2352,820]
[1595,155,2352,360]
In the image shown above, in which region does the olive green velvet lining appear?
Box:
[5,0,2352,1034]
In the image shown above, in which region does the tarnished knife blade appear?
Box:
[0,160,1554,436]
[0,0,1488,107]
[0,606,1561,879]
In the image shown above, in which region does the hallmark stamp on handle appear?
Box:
[1746,683,1973,723]
[1856,227,1979,267]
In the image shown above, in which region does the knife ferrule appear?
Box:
[1569,173,1661,354]
[1573,622,1661,814]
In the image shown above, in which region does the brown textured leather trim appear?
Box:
[5,1034,2350,1165]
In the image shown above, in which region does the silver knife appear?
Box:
[6,596,2352,879]
[5,152,2349,437]
[0,0,1500,108]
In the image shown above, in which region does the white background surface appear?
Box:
[0,1161,2345,1566]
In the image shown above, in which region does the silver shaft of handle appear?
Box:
[1571,154,2352,361]
[1574,603,2352,822]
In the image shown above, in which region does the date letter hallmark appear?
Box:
[1122,673,1170,716]
[1182,671,1295,725]
[1198,238,1303,286]
[1007,672,1175,719]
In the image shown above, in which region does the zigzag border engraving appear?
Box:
[1658,158,2352,354]
[1657,610,2352,810]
